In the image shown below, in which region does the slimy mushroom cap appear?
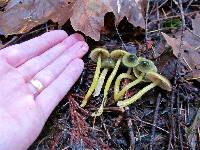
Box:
[147,71,172,91]
[122,53,138,68]
[110,49,129,59]
[136,57,157,73]
[101,58,116,68]
[90,48,110,62]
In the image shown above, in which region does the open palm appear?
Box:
[0,30,88,150]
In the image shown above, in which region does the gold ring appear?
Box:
[30,79,44,93]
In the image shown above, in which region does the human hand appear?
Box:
[0,30,88,150]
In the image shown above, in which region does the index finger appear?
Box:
[0,30,68,67]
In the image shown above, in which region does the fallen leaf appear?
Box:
[187,109,200,150]
[182,13,200,48]
[185,70,200,80]
[70,0,112,41]
[0,0,9,7]
[110,0,145,27]
[0,0,145,41]
[161,32,200,79]
[0,0,76,35]
[71,0,145,40]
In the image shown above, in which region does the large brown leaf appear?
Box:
[110,0,145,27]
[0,0,76,35]
[0,0,145,40]
[161,32,200,79]
[70,0,145,40]
[70,0,112,41]
[0,0,9,7]
[181,13,200,48]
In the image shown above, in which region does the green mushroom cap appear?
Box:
[110,49,129,60]
[137,57,157,73]
[146,71,172,91]
[122,53,139,68]
[90,48,110,62]
[133,57,157,78]
[101,58,116,68]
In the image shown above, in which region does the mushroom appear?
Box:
[133,57,157,80]
[114,73,135,100]
[115,57,157,101]
[92,49,128,116]
[93,58,116,97]
[122,53,139,68]
[117,71,172,108]
[114,53,139,101]
[81,48,109,107]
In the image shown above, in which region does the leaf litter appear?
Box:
[0,0,145,40]
[161,13,200,80]
[0,0,200,149]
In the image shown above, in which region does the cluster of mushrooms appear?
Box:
[81,48,172,117]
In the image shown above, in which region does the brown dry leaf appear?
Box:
[173,13,200,50]
[70,0,112,41]
[109,0,145,27]
[0,0,9,7]
[0,0,76,35]
[0,0,145,41]
[187,108,200,150]
[161,32,200,79]
[182,13,200,48]
[70,0,145,40]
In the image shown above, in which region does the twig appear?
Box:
[150,11,199,23]
[145,0,150,50]
[133,116,169,134]
[186,0,194,12]
[0,36,18,49]
[125,107,135,150]
[122,75,135,149]
[115,24,127,51]
[89,106,124,113]
[149,93,162,150]
[168,78,178,150]
[177,89,184,150]
[149,0,168,14]
[178,0,186,29]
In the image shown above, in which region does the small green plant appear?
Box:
[162,18,182,28]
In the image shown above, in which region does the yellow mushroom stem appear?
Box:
[115,74,144,101]
[104,58,121,97]
[117,72,145,100]
[117,80,160,108]
[81,56,101,107]
[127,68,132,74]
[92,58,122,117]
[114,73,134,101]
[93,68,108,97]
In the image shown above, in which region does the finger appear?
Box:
[0,58,13,75]
[29,41,88,93]
[0,30,68,67]
[36,59,84,119]
[17,33,85,81]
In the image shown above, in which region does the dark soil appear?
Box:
[1,0,200,150]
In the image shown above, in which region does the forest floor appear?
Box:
[1,0,200,150]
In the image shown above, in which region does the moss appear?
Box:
[162,18,182,28]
